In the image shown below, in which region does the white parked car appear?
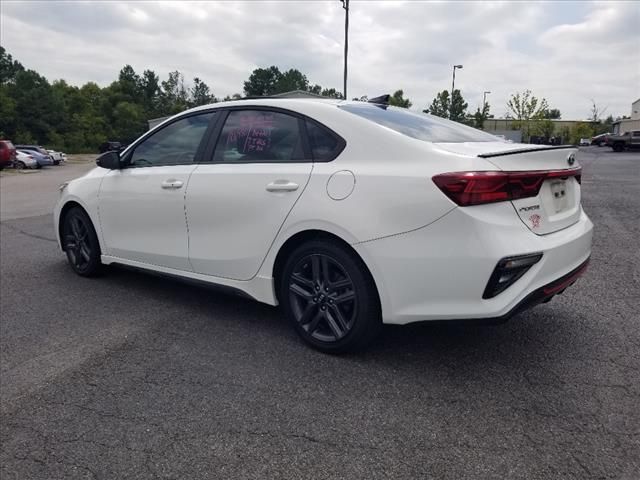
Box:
[579,138,591,146]
[47,150,66,163]
[14,150,39,169]
[54,98,593,352]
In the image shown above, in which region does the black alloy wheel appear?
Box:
[62,207,102,276]
[289,253,357,343]
[281,240,381,353]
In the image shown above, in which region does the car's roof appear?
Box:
[184,97,347,116]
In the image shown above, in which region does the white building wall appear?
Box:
[631,99,640,120]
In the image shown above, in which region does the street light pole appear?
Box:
[341,0,349,100]
[451,64,463,119]
[483,91,491,110]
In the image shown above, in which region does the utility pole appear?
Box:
[451,64,463,119]
[341,0,349,100]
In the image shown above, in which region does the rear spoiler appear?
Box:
[478,145,577,158]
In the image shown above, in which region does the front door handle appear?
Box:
[266,180,299,192]
[161,179,184,189]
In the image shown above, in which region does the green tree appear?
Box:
[275,68,309,93]
[425,89,467,122]
[544,108,561,119]
[389,89,412,108]
[222,93,243,101]
[140,70,160,114]
[532,118,555,139]
[10,69,61,143]
[159,71,189,115]
[473,102,490,129]
[308,84,322,95]
[112,101,146,143]
[425,90,449,118]
[507,90,549,141]
[243,66,281,96]
[0,46,25,85]
[450,90,468,123]
[190,77,215,107]
[320,88,343,99]
[569,122,595,144]
[116,65,141,100]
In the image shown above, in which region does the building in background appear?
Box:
[612,98,640,134]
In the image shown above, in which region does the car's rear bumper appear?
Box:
[354,203,593,325]
[480,257,590,324]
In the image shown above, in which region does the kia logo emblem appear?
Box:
[567,153,576,166]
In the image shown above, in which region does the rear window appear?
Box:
[305,120,344,161]
[338,103,499,143]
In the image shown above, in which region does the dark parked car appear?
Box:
[591,133,610,146]
[98,141,126,154]
[0,140,17,170]
[14,145,58,165]
[606,131,640,152]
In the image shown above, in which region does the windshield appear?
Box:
[339,103,500,143]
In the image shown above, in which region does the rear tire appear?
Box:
[279,239,381,353]
[613,143,624,152]
[61,207,103,277]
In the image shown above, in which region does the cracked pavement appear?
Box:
[1,148,639,479]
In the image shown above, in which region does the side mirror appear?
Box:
[96,151,121,169]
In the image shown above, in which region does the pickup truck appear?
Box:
[607,130,640,152]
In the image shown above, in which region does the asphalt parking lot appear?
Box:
[1,147,639,479]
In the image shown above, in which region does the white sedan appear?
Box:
[14,150,39,169]
[54,98,593,352]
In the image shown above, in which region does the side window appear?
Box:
[305,120,344,161]
[213,110,306,163]
[129,112,215,167]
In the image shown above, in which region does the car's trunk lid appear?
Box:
[434,142,581,235]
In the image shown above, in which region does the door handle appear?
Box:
[266,180,299,192]
[161,179,184,189]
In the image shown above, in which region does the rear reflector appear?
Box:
[483,253,543,299]
[432,168,582,206]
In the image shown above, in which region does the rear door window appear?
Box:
[213,110,307,163]
[339,103,498,143]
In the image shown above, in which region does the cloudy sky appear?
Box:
[1,0,638,119]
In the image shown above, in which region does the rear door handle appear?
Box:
[161,179,184,189]
[266,180,299,192]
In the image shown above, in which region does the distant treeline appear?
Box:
[0,47,344,152]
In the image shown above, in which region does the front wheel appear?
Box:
[14,161,26,169]
[280,240,381,353]
[61,207,103,276]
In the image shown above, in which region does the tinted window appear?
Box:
[129,112,215,167]
[339,104,499,143]
[306,120,342,161]
[213,110,305,163]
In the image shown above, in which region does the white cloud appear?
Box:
[1,0,638,119]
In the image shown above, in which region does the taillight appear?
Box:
[432,168,582,206]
